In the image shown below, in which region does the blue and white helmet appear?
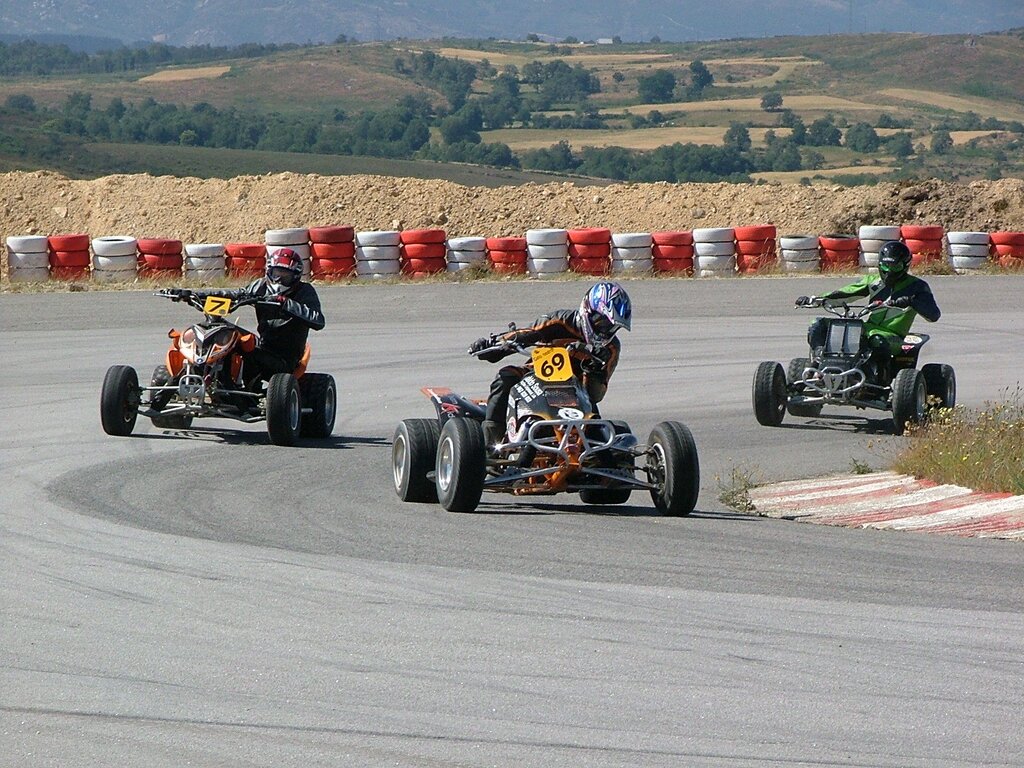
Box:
[579,281,632,347]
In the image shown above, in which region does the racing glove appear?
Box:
[795,295,810,307]
[890,295,912,309]
[167,288,192,302]
[468,337,492,355]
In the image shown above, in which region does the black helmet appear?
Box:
[878,240,912,281]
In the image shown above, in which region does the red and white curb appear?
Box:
[747,471,1024,540]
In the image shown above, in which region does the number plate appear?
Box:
[532,347,572,382]
[203,296,232,316]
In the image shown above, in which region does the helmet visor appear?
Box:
[590,312,619,340]
[267,265,300,286]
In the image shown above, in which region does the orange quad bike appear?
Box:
[392,338,700,515]
[100,290,336,445]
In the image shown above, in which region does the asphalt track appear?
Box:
[2,276,1023,767]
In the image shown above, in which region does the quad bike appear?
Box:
[752,296,956,435]
[392,337,700,515]
[100,290,336,445]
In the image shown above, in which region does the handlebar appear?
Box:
[469,335,606,371]
[795,295,906,318]
[155,289,269,313]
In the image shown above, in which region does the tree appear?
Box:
[689,60,713,92]
[612,71,625,83]
[5,93,35,111]
[844,122,880,152]
[886,132,914,158]
[637,69,676,103]
[931,129,953,155]
[723,122,751,152]
[760,92,783,112]
[807,116,841,146]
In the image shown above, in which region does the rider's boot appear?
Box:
[482,420,502,453]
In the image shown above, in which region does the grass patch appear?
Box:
[716,464,763,512]
[894,391,1024,494]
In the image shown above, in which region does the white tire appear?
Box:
[8,266,50,282]
[859,251,880,268]
[779,235,818,250]
[446,249,487,264]
[526,228,568,246]
[950,255,990,272]
[695,254,736,271]
[7,250,49,269]
[184,255,227,271]
[91,236,138,257]
[946,231,990,246]
[781,259,821,273]
[611,232,653,248]
[692,227,735,243]
[694,241,736,257]
[355,259,401,275]
[265,228,309,246]
[527,257,569,274]
[859,238,891,253]
[357,272,398,281]
[947,242,990,258]
[612,259,654,273]
[697,268,736,278]
[446,236,486,251]
[356,245,401,262]
[92,268,136,284]
[6,235,48,253]
[92,254,137,272]
[266,243,310,265]
[527,242,569,259]
[184,242,225,258]
[612,245,653,261]
[780,248,820,262]
[186,267,226,282]
[446,261,479,272]
[858,225,902,240]
[356,230,402,247]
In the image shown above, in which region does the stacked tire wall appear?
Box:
[400,229,447,278]
[355,230,401,280]
[693,227,736,277]
[310,226,356,281]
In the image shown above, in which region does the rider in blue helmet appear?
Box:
[469,281,632,448]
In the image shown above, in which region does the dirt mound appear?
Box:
[3,170,1024,251]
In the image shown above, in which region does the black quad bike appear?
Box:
[392,337,700,515]
[100,290,336,445]
[752,296,956,435]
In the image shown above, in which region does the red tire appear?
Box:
[990,232,1024,247]
[228,256,265,276]
[50,265,90,281]
[736,253,777,272]
[568,256,610,275]
[735,239,776,257]
[311,241,356,259]
[137,238,183,255]
[400,228,446,244]
[818,235,859,251]
[402,242,446,259]
[138,267,182,280]
[653,257,694,275]
[652,243,694,259]
[309,225,354,244]
[901,225,944,240]
[225,243,267,259]
[311,257,356,277]
[49,249,91,267]
[567,227,611,245]
[820,250,859,270]
[568,242,611,259]
[492,261,527,275]
[992,243,1024,258]
[48,233,90,251]
[488,249,528,265]
[402,257,446,273]
[733,225,777,241]
[139,253,184,270]
[652,231,694,246]
[485,237,527,250]
[904,238,943,255]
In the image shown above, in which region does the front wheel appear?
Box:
[921,363,956,409]
[393,418,441,503]
[752,361,787,427]
[436,417,486,512]
[100,365,140,436]
[266,373,301,446]
[786,357,823,418]
[149,365,193,430]
[646,421,700,517]
[891,368,927,435]
[299,373,337,438]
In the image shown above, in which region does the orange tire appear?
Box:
[652,243,694,259]
[139,253,184,270]
[735,239,777,257]
[992,243,1024,258]
[311,241,356,259]
[309,225,354,243]
[818,235,860,251]
[903,238,943,255]
[49,249,91,267]
[901,225,944,240]
[820,249,859,270]
[651,231,693,246]
[653,257,694,274]
[399,228,446,244]
[733,225,777,241]
[137,238,183,255]
[311,257,356,276]
[48,233,90,251]
[402,257,446,273]
[50,265,90,281]
[228,256,265,276]
[567,227,612,245]
[990,232,1024,247]
[225,243,267,259]
[568,242,611,259]
[486,237,527,250]
[492,261,527,275]
[568,256,610,275]
[488,249,528,265]
[736,253,777,272]
[402,242,446,259]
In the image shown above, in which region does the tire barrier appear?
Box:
[225,242,267,277]
[6,234,49,283]
[945,231,991,273]
[692,227,736,277]
[610,232,653,274]
[857,224,901,271]
[819,234,859,272]
[265,227,311,278]
[310,226,356,281]
[399,229,447,278]
[445,236,487,273]
[733,224,777,274]
[184,243,226,282]
[990,231,1024,269]
[137,238,183,280]
[355,231,401,280]
[567,228,611,276]
[651,231,694,275]
[48,233,90,281]
[900,224,944,267]
[779,234,820,273]
[486,237,528,275]
[91,236,139,283]
[526,228,568,277]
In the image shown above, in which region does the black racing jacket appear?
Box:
[207,279,325,368]
[494,308,621,402]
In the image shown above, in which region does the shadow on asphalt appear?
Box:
[778,413,895,435]
[470,500,754,520]
[129,428,388,449]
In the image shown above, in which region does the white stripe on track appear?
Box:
[864,495,1024,530]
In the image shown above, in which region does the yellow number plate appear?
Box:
[203,296,232,316]
[533,347,573,382]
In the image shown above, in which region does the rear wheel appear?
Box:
[100,365,140,437]
[436,417,486,512]
[921,363,956,409]
[646,421,700,517]
[149,365,193,430]
[786,357,823,417]
[752,361,787,426]
[298,373,337,438]
[393,418,441,503]
[892,368,927,435]
[266,373,301,446]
